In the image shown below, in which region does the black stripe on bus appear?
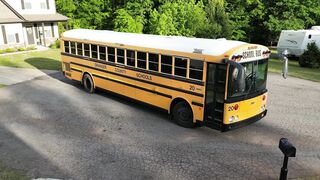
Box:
[192,101,204,107]
[92,74,172,99]
[62,52,204,86]
[71,68,82,72]
[70,62,204,98]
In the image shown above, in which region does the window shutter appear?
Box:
[1,26,7,44]
[15,33,20,43]
[21,0,25,9]
[46,0,50,9]
[51,23,54,37]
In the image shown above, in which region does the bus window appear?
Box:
[161,55,172,74]
[117,48,125,64]
[70,42,76,54]
[84,44,90,57]
[175,57,187,77]
[127,50,135,67]
[137,51,146,69]
[64,41,69,53]
[99,46,106,60]
[108,47,115,62]
[77,42,83,56]
[190,59,203,80]
[149,53,159,72]
[91,44,98,59]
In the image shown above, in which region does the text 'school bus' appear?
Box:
[60,29,271,132]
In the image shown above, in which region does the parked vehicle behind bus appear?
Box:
[60,29,271,132]
[277,26,320,57]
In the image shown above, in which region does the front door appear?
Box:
[26,26,35,45]
[204,63,227,130]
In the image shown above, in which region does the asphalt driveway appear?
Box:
[0,72,319,180]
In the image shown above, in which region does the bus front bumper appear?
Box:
[222,110,267,132]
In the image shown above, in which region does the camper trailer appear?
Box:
[277,26,320,57]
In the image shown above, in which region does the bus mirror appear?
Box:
[281,49,289,79]
[225,60,246,93]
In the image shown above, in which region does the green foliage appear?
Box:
[55,0,320,45]
[50,40,61,49]
[299,42,320,68]
[5,48,17,53]
[149,0,207,37]
[18,47,27,51]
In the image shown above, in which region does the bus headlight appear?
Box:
[229,116,239,123]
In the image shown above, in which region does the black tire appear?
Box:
[83,74,95,93]
[172,101,195,128]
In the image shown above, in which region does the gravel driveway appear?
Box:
[0,72,319,180]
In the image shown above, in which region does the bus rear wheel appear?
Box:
[172,101,195,128]
[83,74,95,93]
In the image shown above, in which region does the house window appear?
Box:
[25,2,32,9]
[40,2,47,9]
[7,34,16,44]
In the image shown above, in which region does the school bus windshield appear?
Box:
[228,59,268,98]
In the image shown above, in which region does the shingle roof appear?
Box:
[22,13,69,22]
[0,0,68,24]
[0,0,24,23]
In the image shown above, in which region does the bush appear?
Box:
[18,47,27,51]
[5,48,17,53]
[50,39,61,49]
[299,42,320,68]
[26,46,36,51]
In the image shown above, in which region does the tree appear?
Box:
[149,0,207,37]
[299,42,320,68]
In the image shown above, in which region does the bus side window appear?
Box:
[70,42,76,54]
[117,48,125,64]
[84,44,90,57]
[64,41,70,53]
[137,51,147,69]
[99,46,106,61]
[108,47,115,62]
[77,42,83,56]
[149,53,159,72]
[175,57,187,77]
[91,44,98,59]
[127,50,136,67]
[190,59,203,80]
[161,55,172,74]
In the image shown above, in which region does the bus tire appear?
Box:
[172,101,195,128]
[83,73,95,93]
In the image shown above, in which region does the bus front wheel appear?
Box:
[172,101,195,128]
[83,74,95,93]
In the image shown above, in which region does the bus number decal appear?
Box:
[115,68,126,74]
[189,85,196,91]
[136,73,152,81]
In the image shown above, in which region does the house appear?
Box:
[0,0,68,50]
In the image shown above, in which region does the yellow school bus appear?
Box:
[60,29,271,132]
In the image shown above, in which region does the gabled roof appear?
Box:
[0,0,68,24]
[62,29,247,57]
[0,0,25,23]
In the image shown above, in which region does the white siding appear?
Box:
[0,23,25,47]
[6,0,56,15]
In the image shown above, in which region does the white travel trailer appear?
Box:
[277,26,320,57]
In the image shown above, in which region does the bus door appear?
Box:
[204,63,227,131]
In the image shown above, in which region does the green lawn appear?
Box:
[268,58,320,82]
[0,84,6,88]
[0,49,61,70]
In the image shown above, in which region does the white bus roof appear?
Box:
[62,29,247,57]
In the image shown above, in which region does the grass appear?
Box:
[0,49,61,70]
[0,84,6,88]
[0,162,28,180]
[268,58,320,82]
